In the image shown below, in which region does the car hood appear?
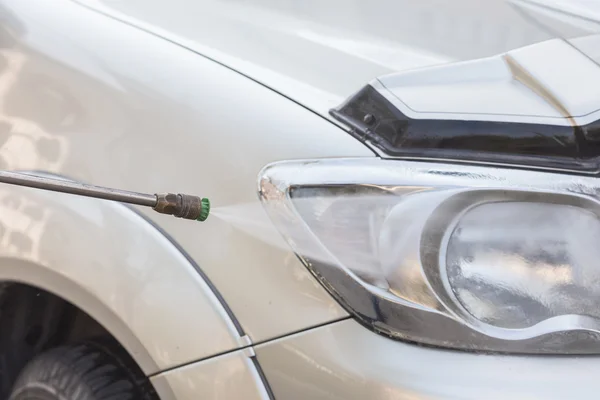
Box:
[75,0,598,119]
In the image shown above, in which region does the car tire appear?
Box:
[9,343,150,400]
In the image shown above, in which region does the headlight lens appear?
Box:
[447,202,600,330]
[259,159,600,353]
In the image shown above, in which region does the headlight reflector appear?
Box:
[446,201,600,330]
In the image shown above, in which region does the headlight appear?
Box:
[258,158,600,353]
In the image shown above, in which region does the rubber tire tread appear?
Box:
[9,343,146,400]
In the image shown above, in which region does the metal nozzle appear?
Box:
[153,193,210,221]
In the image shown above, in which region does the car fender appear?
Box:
[0,182,243,374]
[0,0,372,353]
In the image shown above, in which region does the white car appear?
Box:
[1,0,600,399]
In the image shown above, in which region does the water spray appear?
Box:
[0,170,210,221]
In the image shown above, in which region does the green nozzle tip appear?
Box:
[198,198,210,221]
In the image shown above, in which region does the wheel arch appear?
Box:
[0,259,156,372]
[0,183,243,375]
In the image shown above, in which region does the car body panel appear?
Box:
[510,1,600,66]
[0,0,373,358]
[511,0,600,38]
[570,33,600,65]
[73,0,559,119]
[4,0,600,398]
[150,350,269,400]
[376,38,600,124]
[256,318,600,400]
[0,182,241,374]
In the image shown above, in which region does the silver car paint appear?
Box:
[0,181,240,374]
[2,0,600,398]
[257,319,600,399]
[0,0,371,366]
[77,0,570,120]
[511,0,600,37]
[151,350,270,400]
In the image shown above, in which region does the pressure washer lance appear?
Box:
[0,170,210,221]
